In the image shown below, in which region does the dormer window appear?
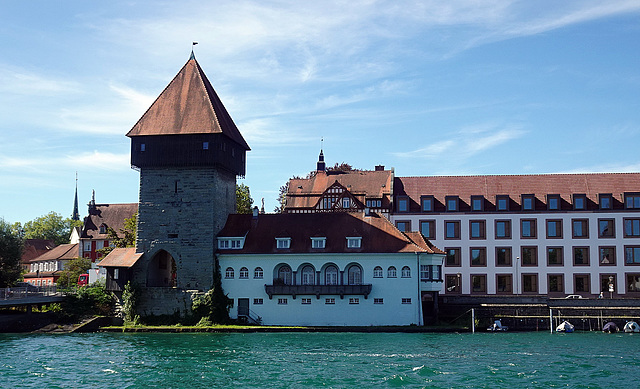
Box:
[276,238,291,249]
[599,194,612,210]
[573,194,587,210]
[421,196,434,212]
[217,237,244,249]
[522,194,535,211]
[311,237,326,249]
[99,224,106,234]
[346,237,362,248]
[625,193,640,209]
[397,196,409,212]
[496,195,509,211]
[445,196,458,212]
[547,194,561,210]
[366,199,382,208]
[471,196,484,211]
[342,198,350,208]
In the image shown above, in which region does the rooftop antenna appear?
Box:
[190,41,198,60]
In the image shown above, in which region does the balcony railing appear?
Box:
[265,284,372,299]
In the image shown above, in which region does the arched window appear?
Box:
[301,265,315,285]
[278,265,292,285]
[225,267,234,279]
[325,265,338,285]
[401,266,411,278]
[254,267,263,279]
[387,266,397,278]
[373,266,383,278]
[348,265,362,285]
[239,267,249,279]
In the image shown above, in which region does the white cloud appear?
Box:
[393,124,527,159]
[0,151,130,172]
[0,65,80,95]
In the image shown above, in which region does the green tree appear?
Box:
[20,211,77,246]
[236,183,253,214]
[0,218,23,287]
[274,182,289,213]
[57,257,91,287]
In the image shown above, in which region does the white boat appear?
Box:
[624,321,640,333]
[487,319,508,332]
[556,320,574,333]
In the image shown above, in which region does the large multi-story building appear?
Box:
[391,173,640,298]
[217,211,444,326]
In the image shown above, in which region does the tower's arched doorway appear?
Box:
[147,250,177,287]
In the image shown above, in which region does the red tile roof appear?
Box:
[218,212,442,254]
[29,243,79,262]
[21,239,55,263]
[81,203,138,240]
[396,173,640,212]
[126,57,249,150]
[287,169,393,209]
[97,248,142,268]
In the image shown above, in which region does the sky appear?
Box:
[1,0,640,224]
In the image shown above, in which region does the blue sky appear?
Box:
[1,0,640,224]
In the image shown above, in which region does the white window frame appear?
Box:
[254,267,263,279]
[346,237,362,248]
[276,238,291,249]
[311,237,326,249]
[218,237,245,249]
[402,298,412,304]
[349,298,359,304]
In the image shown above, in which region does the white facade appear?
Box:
[391,210,640,296]
[220,252,444,326]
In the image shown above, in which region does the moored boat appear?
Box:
[556,320,574,333]
[624,321,640,333]
[603,322,618,333]
[487,320,508,332]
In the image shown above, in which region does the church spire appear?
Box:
[317,138,326,173]
[71,172,80,221]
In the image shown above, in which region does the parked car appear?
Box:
[565,294,584,299]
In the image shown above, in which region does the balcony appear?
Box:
[265,284,372,299]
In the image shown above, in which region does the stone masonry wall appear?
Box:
[133,167,236,301]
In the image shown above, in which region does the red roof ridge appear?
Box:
[399,171,640,179]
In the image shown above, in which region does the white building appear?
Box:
[391,173,640,298]
[218,210,445,326]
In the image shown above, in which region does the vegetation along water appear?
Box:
[1,331,639,388]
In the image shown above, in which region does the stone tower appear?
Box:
[126,54,250,303]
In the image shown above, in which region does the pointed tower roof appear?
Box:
[126,56,250,150]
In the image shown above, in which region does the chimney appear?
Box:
[375,165,384,171]
[252,206,259,219]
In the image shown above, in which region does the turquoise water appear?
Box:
[1,332,639,388]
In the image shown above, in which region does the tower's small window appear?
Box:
[203,142,209,150]
[140,143,146,152]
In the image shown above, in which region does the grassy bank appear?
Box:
[99,324,468,333]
